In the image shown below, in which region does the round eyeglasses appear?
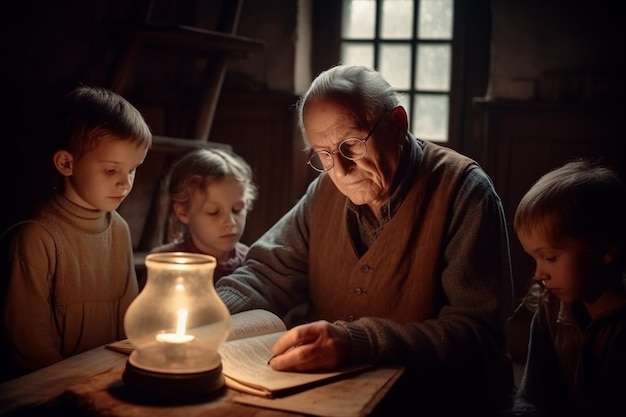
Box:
[306,113,385,173]
[307,137,368,172]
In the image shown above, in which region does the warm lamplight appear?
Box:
[122,252,231,401]
[156,308,195,344]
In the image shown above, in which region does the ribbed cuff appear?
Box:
[334,320,371,364]
[216,287,249,314]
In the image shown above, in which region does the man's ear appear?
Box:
[172,202,190,225]
[391,105,408,134]
[53,150,73,176]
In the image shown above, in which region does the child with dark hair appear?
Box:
[512,159,626,417]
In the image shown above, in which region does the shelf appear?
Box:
[104,21,265,58]
[473,97,623,113]
[150,135,231,155]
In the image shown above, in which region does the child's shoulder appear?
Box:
[0,219,55,258]
[1,219,50,239]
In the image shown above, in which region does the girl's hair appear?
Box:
[294,65,401,149]
[165,148,258,241]
[515,159,626,307]
[51,85,152,159]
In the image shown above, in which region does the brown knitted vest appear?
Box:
[308,141,474,323]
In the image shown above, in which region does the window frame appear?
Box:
[340,0,454,144]
[310,0,491,154]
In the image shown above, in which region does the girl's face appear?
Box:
[517,227,605,304]
[174,177,248,262]
[59,136,148,212]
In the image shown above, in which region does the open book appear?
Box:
[106,309,371,398]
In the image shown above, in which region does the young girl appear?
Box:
[1,85,152,379]
[512,159,626,416]
[150,148,258,283]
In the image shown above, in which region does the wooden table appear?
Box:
[0,346,403,417]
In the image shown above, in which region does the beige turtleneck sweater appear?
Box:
[2,193,138,376]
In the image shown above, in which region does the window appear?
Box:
[340,0,454,143]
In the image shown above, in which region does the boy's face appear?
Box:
[173,177,248,261]
[58,135,148,212]
[517,228,604,304]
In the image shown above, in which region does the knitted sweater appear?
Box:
[514,295,626,417]
[216,138,514,411]
[1,193,138,375]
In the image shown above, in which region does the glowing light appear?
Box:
[156,308,195,343]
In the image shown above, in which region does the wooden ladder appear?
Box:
[101,0,264,251]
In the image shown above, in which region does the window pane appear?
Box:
[381,0,414,39]
[341,43,375,67]
[416,44,450,91]
[418,0,453,39]
[342,0,376,39]
[380,43,411,90]
[413,94,448,142]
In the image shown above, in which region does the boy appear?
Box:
[1,85,151,379]
[512,159,626,416]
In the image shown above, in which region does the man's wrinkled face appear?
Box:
[303,99,400,211]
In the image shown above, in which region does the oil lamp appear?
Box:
[122,252,231,401]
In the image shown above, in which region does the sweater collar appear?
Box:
[51,193,109,232]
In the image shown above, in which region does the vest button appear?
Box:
[360,264,371,273]
[353,288,363,295]
[347,315,354,321]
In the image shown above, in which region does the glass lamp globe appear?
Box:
[122,252,231,400]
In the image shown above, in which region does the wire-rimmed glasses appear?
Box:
[306,113,386,173]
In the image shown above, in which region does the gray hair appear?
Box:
[295,65,400,148]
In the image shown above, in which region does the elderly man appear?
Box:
[216,65,514,415]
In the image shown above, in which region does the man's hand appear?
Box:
[267,320,351,371]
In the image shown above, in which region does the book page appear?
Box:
[220,332,370,397]
[227,309,286,341]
